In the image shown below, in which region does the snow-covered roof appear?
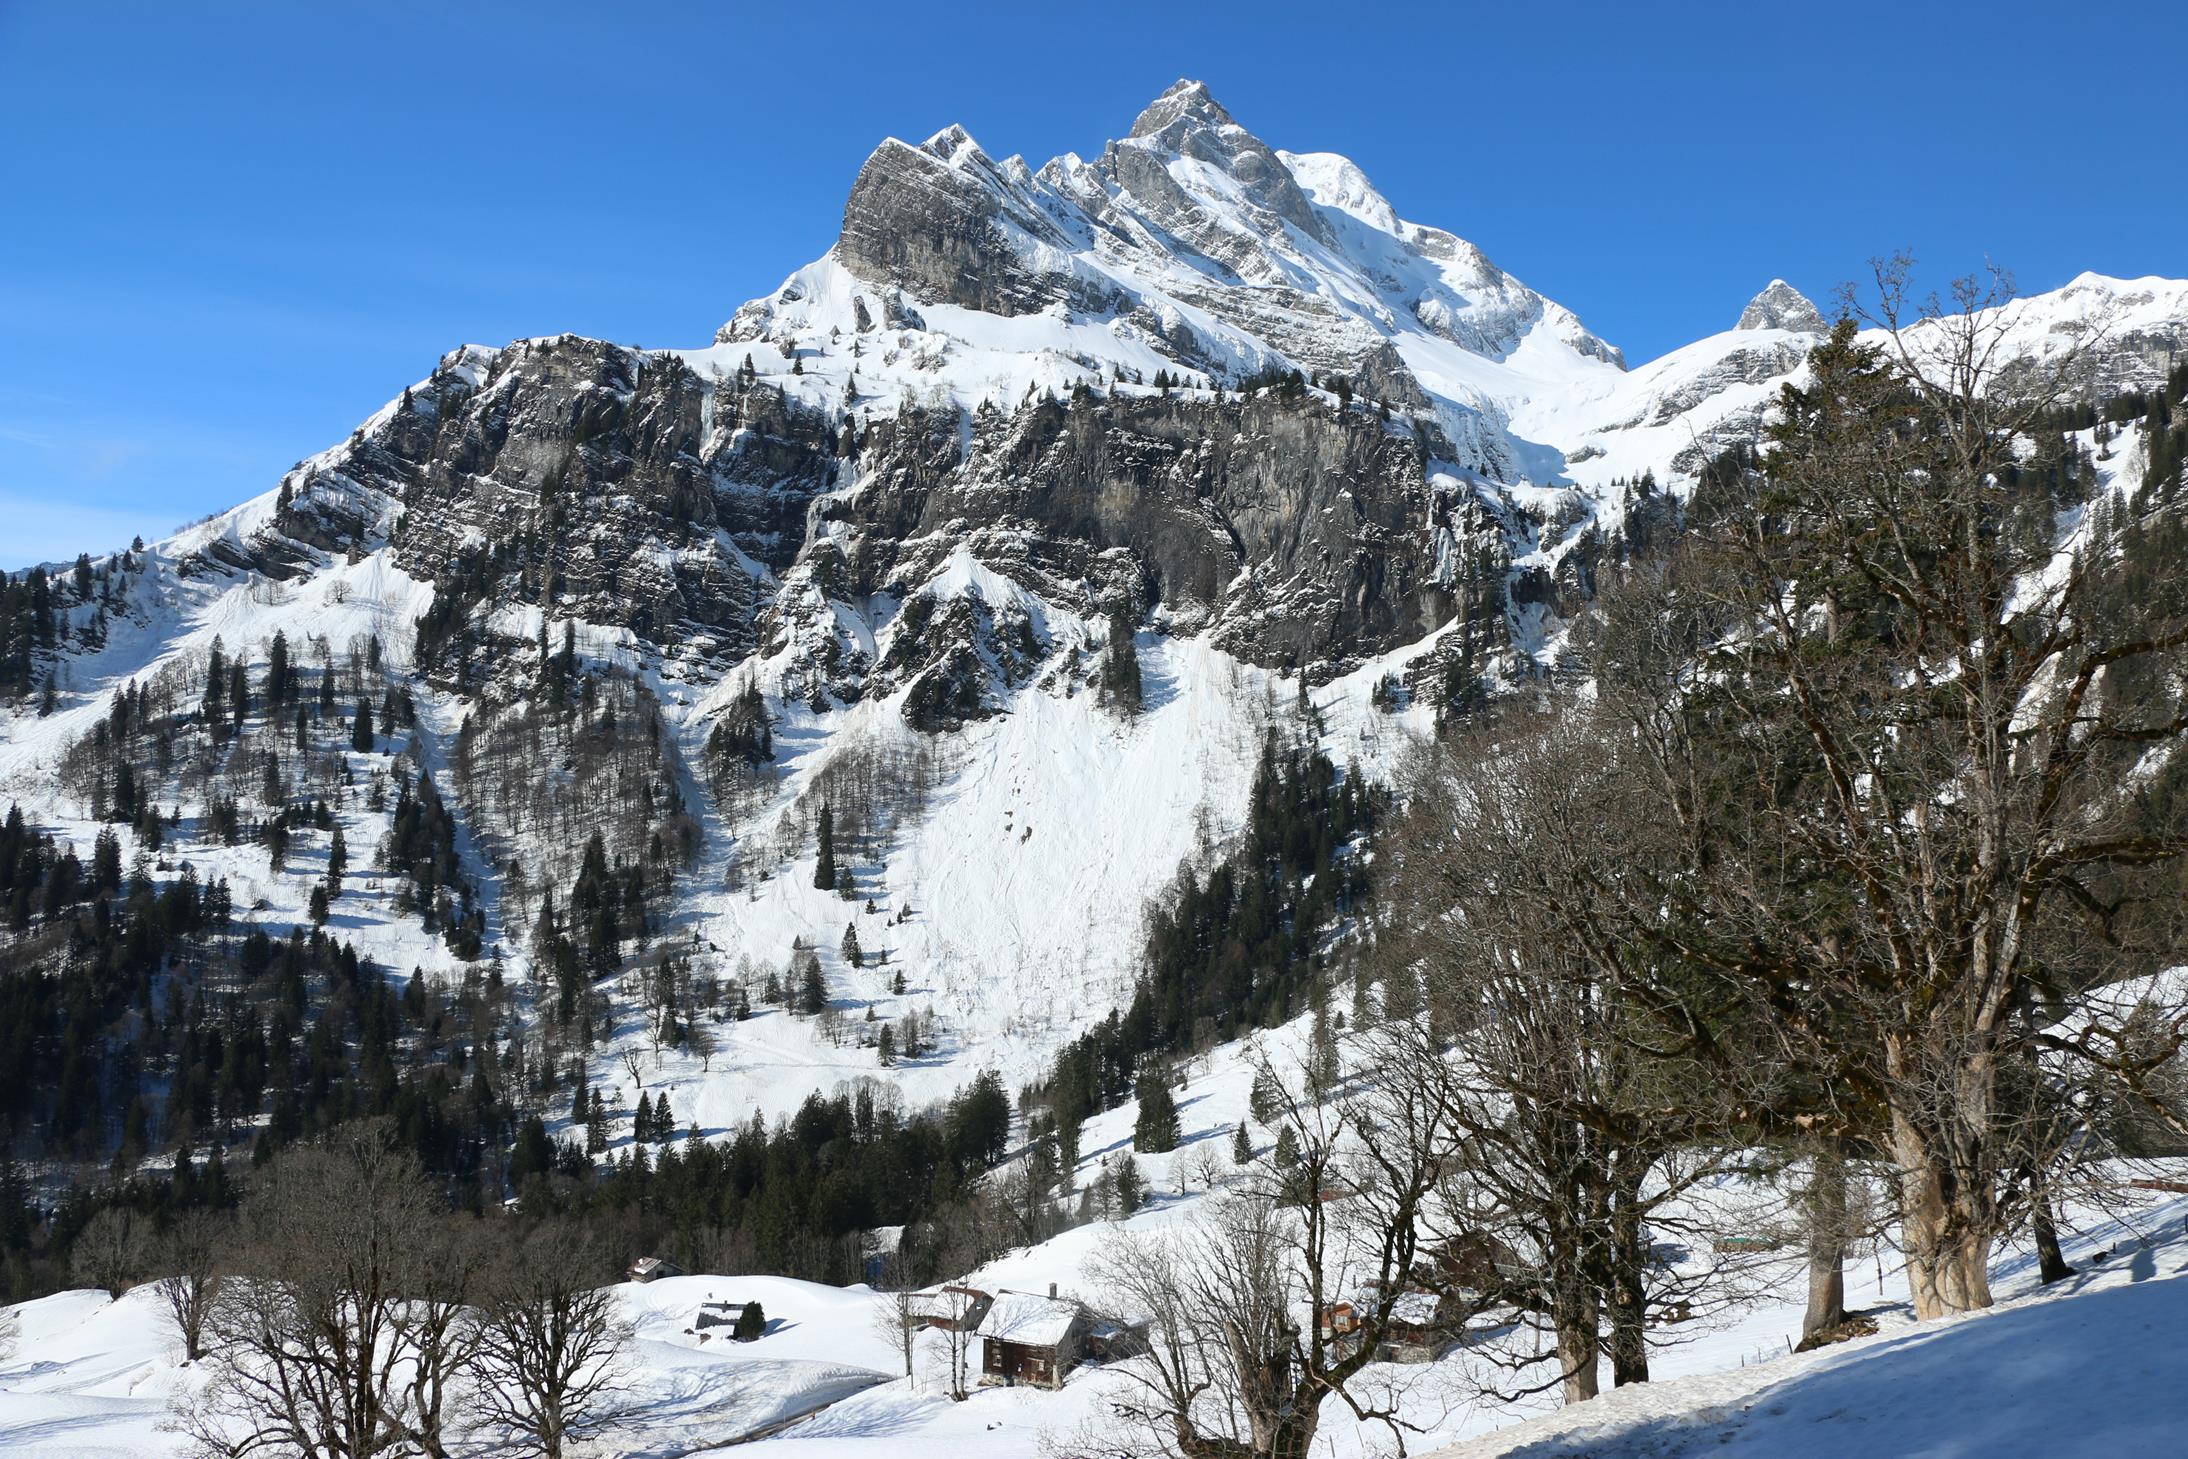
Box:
[1387,1290,1442,1326]
[975,1291,1084,1347]
[1331,1288,1443,1326]
[907,1285,990,1317]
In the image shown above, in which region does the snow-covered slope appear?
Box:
[3,78,2184,1156]
[1426,1199,2188,1459]
[9,998,2185,1459]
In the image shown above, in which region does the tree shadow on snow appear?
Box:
[1490,1277,2188,1459]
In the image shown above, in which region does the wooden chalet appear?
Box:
[976,1286,1148,1389]
[1418,1232,1530,1298]
[906,1284,994,1332]
[1319,1288,1464,1363]
[978,1290,1090,1388]
[626,1255,685,1283]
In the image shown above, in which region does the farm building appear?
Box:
[906,1284,994,1332]
[978,1290,1090,1388]
[1319,1288,1463,1363]
[693,1300,767,1339]
[626,1255,685,1283]
[1417,1232,1531,1297]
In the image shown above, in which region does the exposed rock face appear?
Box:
[850,388,1479,671]
[174,81,2188,734]
[1738,279,1827,333]
[192,338,842,683]
[836,131,1112,319]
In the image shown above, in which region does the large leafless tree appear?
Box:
[1377,727,1745,1400]
[1078,1051,1454,1458]
[1565,264,2188,1317]
[178,1125,482,1459]
[464,1221,631,1459]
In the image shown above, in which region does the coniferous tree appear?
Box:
[1307,996,1341,1096]
[351,698,374,753]
[228,660,249,733]
[204,638,227,721]
[1109,1152,1145,1214]
[1133,1069,1181,1154]
[813,802,837,890]
[265,630,289,707]
[1100,613,1143,715]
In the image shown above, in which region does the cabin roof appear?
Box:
[1387,1289,1442,1326]
[976,1291,1084,1347]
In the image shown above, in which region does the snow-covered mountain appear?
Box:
[5,78,2186,1133]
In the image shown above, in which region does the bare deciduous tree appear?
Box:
[155,1206,231,1363]
[870,1284,917,1383]
[1076,1055,1453,1458]
[72,1207,141,1299]
[178,1124,480,1459]
[465,1222,632,1459]
[1378,730,1741,1402]
[927,1281,983,1402]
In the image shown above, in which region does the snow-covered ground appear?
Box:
[0,502,1430,1148]
[1427,1196,2188,1459]
[10,990,2186,1459]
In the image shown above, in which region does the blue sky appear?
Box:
[3,1,2182,568]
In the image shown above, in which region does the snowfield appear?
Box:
[8,981,2188,1459]
[8,75,2188,1459]
[1427,1200,2188,1459]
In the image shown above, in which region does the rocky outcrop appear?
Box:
[162,81,2188,741]
[817,386,1501,680]
[836,131,1114,318]
[1737,280,1826,333]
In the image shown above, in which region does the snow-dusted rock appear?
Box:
[1736,278,1826,333]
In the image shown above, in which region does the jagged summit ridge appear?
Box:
[1126,78,1234,139]
[812,79,1624,416]
[1738,279,1826,333]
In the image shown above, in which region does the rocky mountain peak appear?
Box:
[1110,79,1331,247]
[1737,279,1826,334]
[920,122,985,164]
[1127,78,1236,139]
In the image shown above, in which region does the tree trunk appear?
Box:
[1888,1057,1997,1319]
[2032,1182,2076,1285]
[1553,1271,1600,1404]
[1895,1152,1995,1318]
[1800,1150,1848,1345]
[1606,1175,1650,1386]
